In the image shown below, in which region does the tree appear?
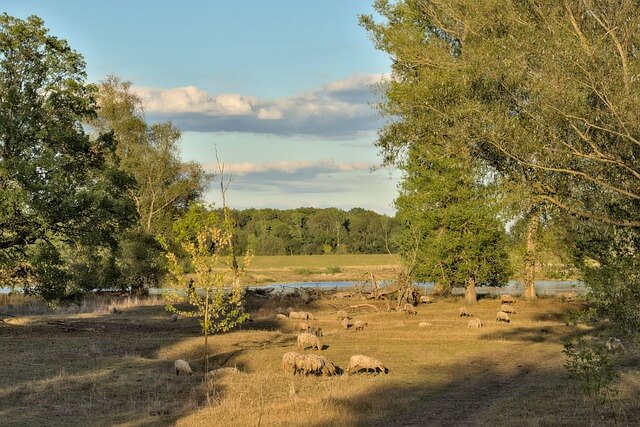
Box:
[0,14,136,299]
[394,144,510,303]
[361,1,639,320]
[90,76,211,292]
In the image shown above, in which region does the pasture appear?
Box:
[0,293,638,426]
[244,253,400,284]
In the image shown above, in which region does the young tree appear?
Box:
[0,14,136,299]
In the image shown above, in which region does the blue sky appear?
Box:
[3,1,400,214]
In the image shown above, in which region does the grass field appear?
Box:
[1,292,638,426]
[245,254,400,284]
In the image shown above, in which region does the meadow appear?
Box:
[243,253,400,284]
[1,291,638,426]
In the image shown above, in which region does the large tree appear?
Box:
[0,14,137,299]
[362,1,639,314]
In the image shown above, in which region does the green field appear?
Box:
[249,254,400,269]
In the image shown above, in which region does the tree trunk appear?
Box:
[523,209,541,301]
[465,276,477,304]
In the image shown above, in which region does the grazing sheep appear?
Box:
[496,311,511,323]
[174,359,193,376]
[556,291,577,302]
[286,307,294,314]
[336,310,349,320]
[297,332,322,350]
[500,294,516,304]
[419,295,433,304]
[347,355,388,375]
[282,351,303,374]
[298,322,310,332]
[606,337,625,352]
[353,320,368,331]
[459,307,472,317]
[500,304,516,314]
[276,307,286,314]
[169,313,179,322]
[290,311,315,320]
[468,318,482,328]
[342,317,354,329]
[316,355,339,376]
[402,303,417,315]
[276,313,288,320]
[418,322,430,328]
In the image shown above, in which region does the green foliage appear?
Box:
[563,339,619,407]
[564,307,599,326]
[0,14,137,300]
[326,266,342,274]
[162,215,250,335]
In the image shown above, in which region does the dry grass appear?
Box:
[1,294,638,426]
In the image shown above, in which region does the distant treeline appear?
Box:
[222,207,399,255]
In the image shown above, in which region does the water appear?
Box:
[2,280,587,296]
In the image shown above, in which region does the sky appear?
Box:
[3,1,400,215]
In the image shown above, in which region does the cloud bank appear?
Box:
[134,74,389,137]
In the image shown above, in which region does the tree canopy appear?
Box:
[0,14,136,298]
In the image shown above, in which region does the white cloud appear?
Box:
[134,86,255,116]
[134,73,389,137]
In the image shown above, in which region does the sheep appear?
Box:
[174,359,193,376]
[276,313,288,320]
[207,367,242,378]
[282,351,303,374]
[402,303,418,315]
[500,304,516,314]
[298,322,310,332]
[342,317,354,329]
[556,291,577,302]
[276,307,286,314]
[297,332,322,350]
[353,320,368,331]
[169,313,179,322]
[418,322,430,328]
[500,294,516,304]
[286,307,294,314]
[468,318,482,328]
[496,311,510,323]
[347,355,388,375]
[290,311,315,320]
[459,307,472,317]
[336,310,349,320]
[606,337,625,352]
[419,295,433,304]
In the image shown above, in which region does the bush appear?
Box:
[563,339,619,407]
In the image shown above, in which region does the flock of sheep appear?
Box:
[278,306,388,377]
[171,292,626,378]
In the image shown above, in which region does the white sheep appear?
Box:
[174,359,193,376]
[276,313,288,320]
[282,351,303,374]
[298,322,310,332]
[418,321,430,328]
[290,311,315,320]
[336,310,349,320]
[459,307,472,317]
[606,337,625,352]
[468,318,482,328]
[500,294,516,304]
[353,320,368,331]
[500,304,516,314]
[297,332,322,350]
[342,317,354,329]
[402,303,417,315]
[419,295,433,304]
[347,355,388,375]
[496,311,510,323]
